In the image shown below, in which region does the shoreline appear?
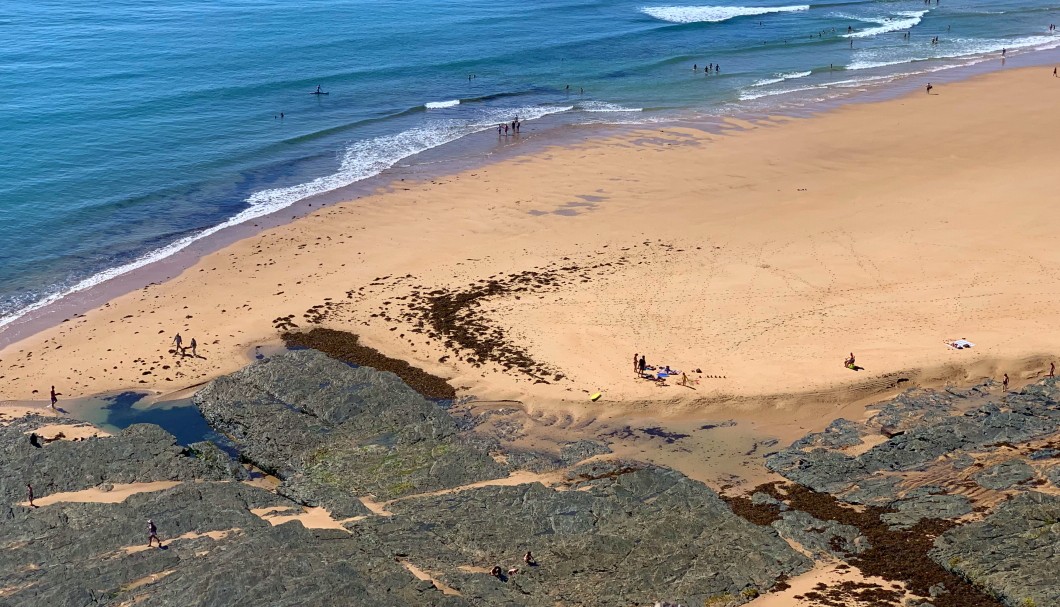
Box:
[3,60,1060,417]
[3,44,1057,352]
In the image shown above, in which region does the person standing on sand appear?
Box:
[189,338,198,358]
[1054,67,1057,77]
[50,386,57,409]
[633,353,639,374]
[1049,362,1055,377]
[638,355,647,376]
[926,83,933,94]
[147,519,163,548]
[1002,373,1010,392]
[27,484,36,508]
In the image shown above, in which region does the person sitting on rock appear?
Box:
[523,551,536,565]
[490,565,502,578]
[507,567,519,576]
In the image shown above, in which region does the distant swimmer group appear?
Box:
[692,63,720,74]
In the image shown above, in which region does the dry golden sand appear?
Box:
[20,481,181,507]
[1,66,1058,427]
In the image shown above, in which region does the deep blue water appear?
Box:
[1,0,1058,330]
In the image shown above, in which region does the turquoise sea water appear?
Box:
[1,0,1058,330]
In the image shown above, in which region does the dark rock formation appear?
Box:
[3,350,813,606]
[881,494,973,530]
[194,350,506,517]
[1,418,236,505]
[932,492,1060,607]
[972,460,1035,490]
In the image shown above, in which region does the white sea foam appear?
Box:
[847,32,1060,70]
[579,101,643,112]
[751,70,811,87]
[641,4,808,24]
[0,104,573,332]
[738,64,959,101]
[425,99,460,109]
[844,10,927,38]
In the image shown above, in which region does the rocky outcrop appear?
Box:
[767,380,1060,500]
[1,417,237,505]
[758,378,1060,607]
[771,510,869,558]
[972,460,1035,490]
[370,460,810,606]
[194,350,508,516]
[3,350,813,606]
[932,492,1060,607]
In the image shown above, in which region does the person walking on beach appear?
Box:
[190,338,197,358]
[1002,373,1010,392]
[50,386,58,409]
[1054,67,1057,77]
[1049,362,1055,377]
[147,519,163,548]
[173,333,183,354]
[925,82,933,94]
[27,484,36,508]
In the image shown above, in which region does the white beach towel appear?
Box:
[949,339,975,349]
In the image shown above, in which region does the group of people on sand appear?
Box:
[172,333,200,358]
[633,352,695,387]
[498,118,521,136]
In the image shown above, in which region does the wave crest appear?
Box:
[641,4,808,24]
[579,101,644,112]
[844,10,927,38]
[751,70,811,87]
[425,99,460,109]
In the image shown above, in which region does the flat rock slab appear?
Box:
[374,461,811,606]
[881,494,973,530]
[972,460,1035,491]
[931,491,1060,607]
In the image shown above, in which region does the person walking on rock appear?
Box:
[1002,373,1010,392]
[147,519,163,548]
[27,484,36,508]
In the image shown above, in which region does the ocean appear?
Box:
[1,0,1058,332]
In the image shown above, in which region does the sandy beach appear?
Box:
[2,65,1059,421]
